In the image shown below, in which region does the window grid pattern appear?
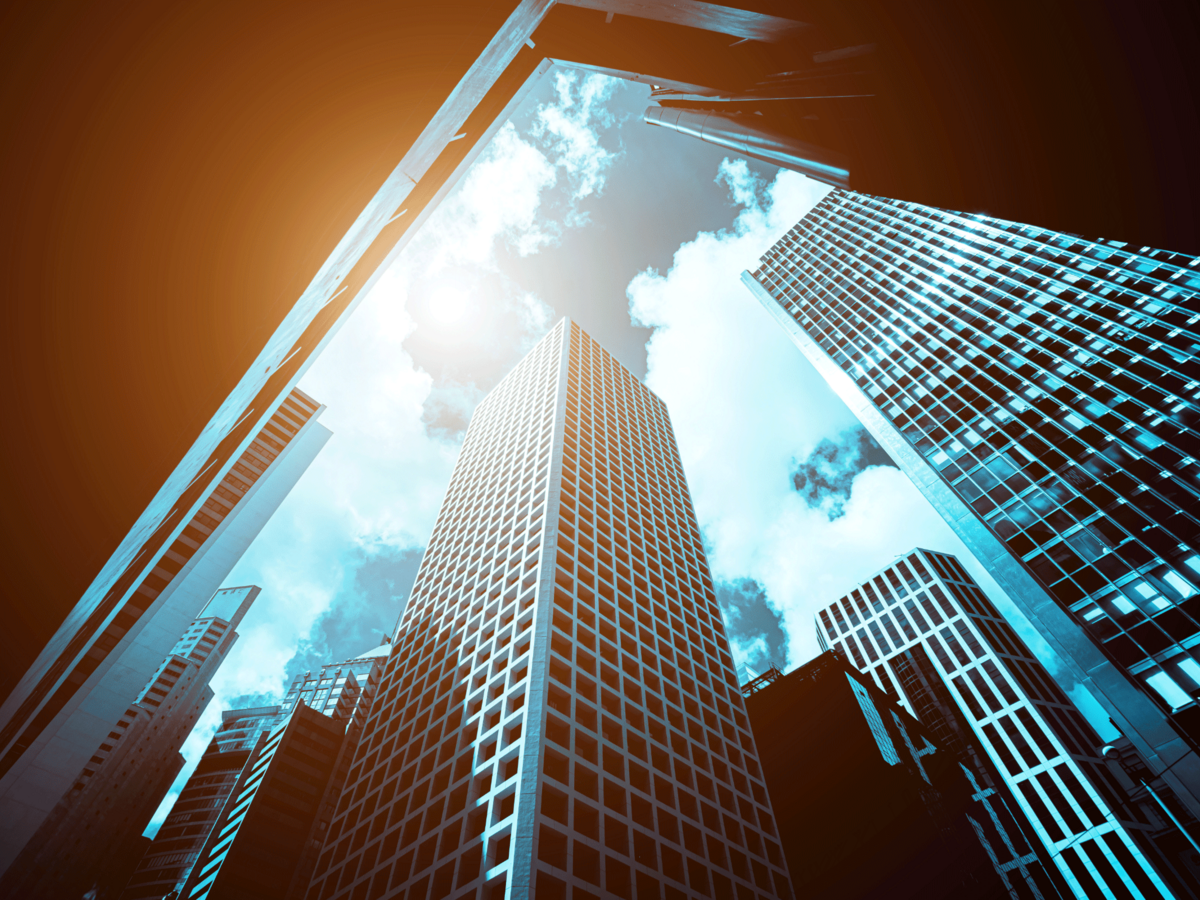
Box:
[535,326,789,900]
[306,323,564,900]
[749,190,1200,754]
[820,548,1175,900]
[0,388,321,782]
[283,654,380,723]
[306,321,790,900]
[124,707,282,900]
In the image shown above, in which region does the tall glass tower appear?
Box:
[741,188,1200,822]
[817,547,1189,899]
[306,321,791,900]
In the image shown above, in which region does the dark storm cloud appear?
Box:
[716,579,789,672]
[791,427,896,519]
[282,545,423,683]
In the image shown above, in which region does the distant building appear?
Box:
[307,321,791,900]
[121,705,284,900]
[177,704,347,900]
[1101,737,1200,892]
[121,644,387,900]
[0,389,331,876]
[815,547,1191,899]
[0,586,259,899]
[743,651,1024,900]
[743,190,1200,822]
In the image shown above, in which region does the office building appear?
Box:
[0,586,259,899]
[306,320,791,900]
[177,704,347,900]
[0,389,331,875]
[742,189,1200,821]
[1101,737,1200,888]
[816,547,1190,899]
[11,8,1197,798]
[743,651,1033,900]
[284,644,392,898]
[124,643,388,900]
[122,705,287,900]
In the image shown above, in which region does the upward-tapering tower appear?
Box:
[306,321,791,900]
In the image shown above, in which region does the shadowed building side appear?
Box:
[743,652,1015,900]
[743,189,1200,830]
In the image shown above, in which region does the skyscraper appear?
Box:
[0,389,331,874]
[741,189,1200,820]
[122,704,287,900]
[743,652,1024,900]
[123,643,388,900]
[0,585,259,899]
[306,321,791,900]
[178,703,348,900]
[816,548,1189,899]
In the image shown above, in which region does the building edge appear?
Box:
[740,269,1200,823]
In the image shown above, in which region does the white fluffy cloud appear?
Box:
[148,72,627,834]
[628,161,1073,685]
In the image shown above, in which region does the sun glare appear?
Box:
[422,271,477,332]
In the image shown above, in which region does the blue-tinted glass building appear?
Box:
[741,188,1200,826]
[816,547,1194,899]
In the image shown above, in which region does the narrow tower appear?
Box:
[0,586,260,899]
[307,321,792,900]
[0,388,332,875]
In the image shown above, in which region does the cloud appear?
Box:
[147,69,629,835]
[627,160,1079,699]
[717,579,789,675]
[530,70,623,220]
[792,426,896,519]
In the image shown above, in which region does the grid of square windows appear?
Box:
[534,326,790,900]
[750,188,1200,765]
[306,325,563,900]
[305,321,791,900]
[819,549,1175,900]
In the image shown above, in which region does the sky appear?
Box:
[146,67,1114,833]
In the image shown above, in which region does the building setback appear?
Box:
[743,651,1025,900]
[122,705,286,900]
[0,586,259,899]
[178,704,348,900]
[817,548,1193,898]
[0,388,331,876]
[742,189,1200,822]
[306,320,791,900]
[123,644,387,900]
[282,645,391,898]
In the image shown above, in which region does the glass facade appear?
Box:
[743,188,1200,818]
[305,321,790,900]
[819,548,1188,899]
